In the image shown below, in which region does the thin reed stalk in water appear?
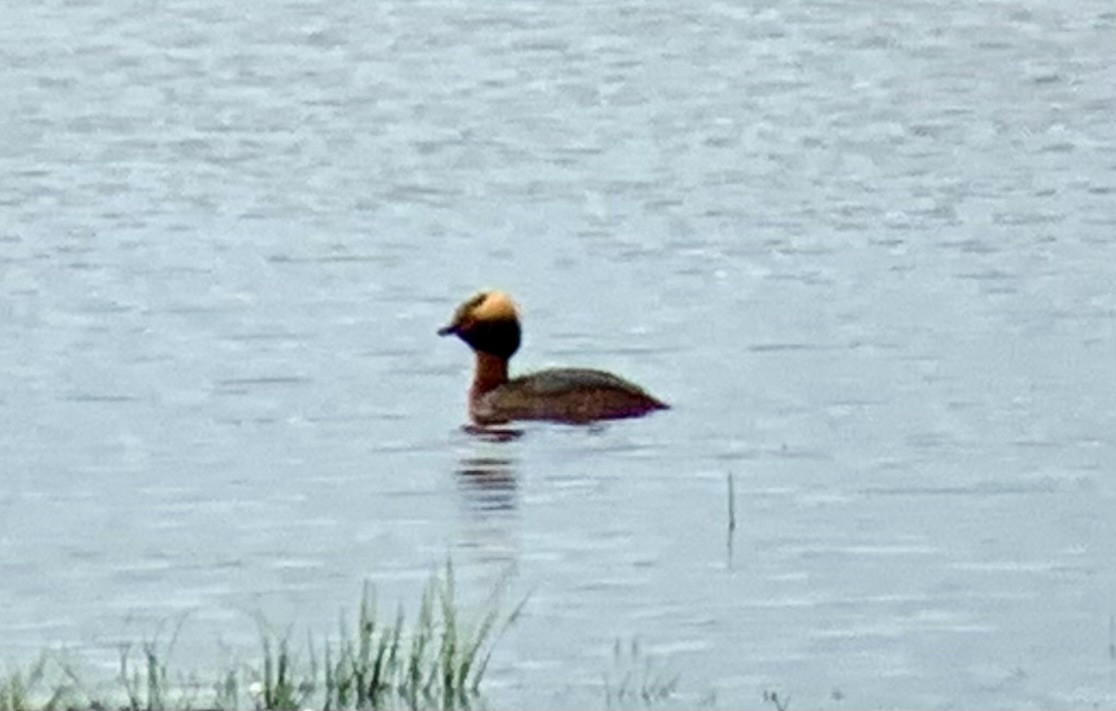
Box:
[727,472,737,534]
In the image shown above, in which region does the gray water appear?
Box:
[2,0,1115,707]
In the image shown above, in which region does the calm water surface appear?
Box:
[2,0,1115,707]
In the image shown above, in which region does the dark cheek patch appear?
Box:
[460,318,521,358]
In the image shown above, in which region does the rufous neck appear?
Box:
[471,351,509,397]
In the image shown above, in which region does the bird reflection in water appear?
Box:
[462,424,524,442]
[455,426,521,512]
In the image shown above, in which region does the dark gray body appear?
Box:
[471,367,669,424]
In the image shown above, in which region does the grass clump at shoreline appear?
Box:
[1,654,72,711]
[602,638,679,710]
[319,565,513,711]
[1,562,522,711]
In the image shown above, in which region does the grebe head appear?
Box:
[438,290,522,360]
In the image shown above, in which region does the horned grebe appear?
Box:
[438,290,669,425]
